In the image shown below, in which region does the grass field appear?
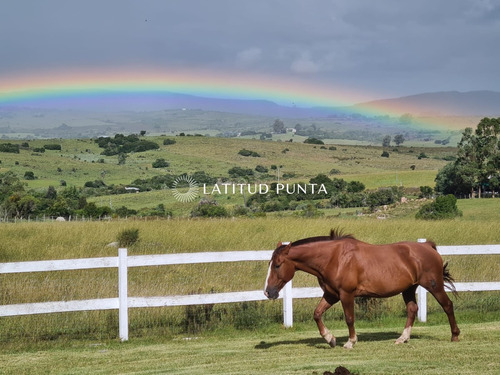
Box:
[0,321,499,374]
[0,136,455,192]
[1,199,499,338]
[1,131,499,374]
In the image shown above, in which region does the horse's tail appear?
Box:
[426,240,459,297]
[443,261,459,298]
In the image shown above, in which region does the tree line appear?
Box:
[435,117,500,198]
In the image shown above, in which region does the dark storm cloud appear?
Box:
[1,0,499,99]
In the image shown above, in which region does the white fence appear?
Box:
[0,244,499,341]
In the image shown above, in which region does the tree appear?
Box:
[419,186,433,198]
[272,119,286,134]
[45,185,57,200]
[394,134,405,146]
[382,135,391,147]
[455,118,500,198]
[434,162,473,196]
[118,153,127,165]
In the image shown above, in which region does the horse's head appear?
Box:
[264,241,295,300]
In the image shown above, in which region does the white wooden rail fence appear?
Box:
[0,244,499,341]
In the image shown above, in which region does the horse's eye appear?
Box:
[274,264,281,269]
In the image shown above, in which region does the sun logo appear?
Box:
[171,175,199,202]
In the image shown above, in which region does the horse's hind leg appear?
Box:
[395,285,418,344]
[340,293,357,349]
[314,293,339,348]
[428,288,460,341]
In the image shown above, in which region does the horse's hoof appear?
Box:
[328,338,336,348]
[343,336,357,349]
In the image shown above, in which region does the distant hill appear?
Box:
[353,90,500,116]
[2,90,499,118]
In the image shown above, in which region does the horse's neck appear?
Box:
[289,245,331,279]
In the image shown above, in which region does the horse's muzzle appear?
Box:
[264,287,279,300]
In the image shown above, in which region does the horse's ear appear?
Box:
[282,242,292,256]
[276,241,283,248]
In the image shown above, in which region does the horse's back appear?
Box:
[335,239,443,297]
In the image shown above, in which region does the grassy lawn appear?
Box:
[0,321,498,374]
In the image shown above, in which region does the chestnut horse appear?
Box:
[264,229,460,349]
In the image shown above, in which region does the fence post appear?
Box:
[417,238,427,322]
[118,248,129,341]
[282,280,293,328]
[417,286,427,322]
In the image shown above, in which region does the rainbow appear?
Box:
[0,67,469,130]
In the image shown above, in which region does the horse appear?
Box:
[264,229,460,349]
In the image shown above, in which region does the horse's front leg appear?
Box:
[340,293,357,349]
[313,293,339,348]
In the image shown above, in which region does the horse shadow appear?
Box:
[254,331,430,350]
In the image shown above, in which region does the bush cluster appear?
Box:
[0,143,20,153]
[415,194,463,220]
[43,144,62,151]
[95,134,159,156]
[238,149,260,157]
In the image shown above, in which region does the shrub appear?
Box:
[419,186,433,199]
[152,158,170,168]
[381,151,390,157]
[415,194,463,220]
[84,180,106,188]
[24,171,36,180]
[366,187,403,210]
[346,180,365,193]
[228,166,254,178]
[163,138,176,145]
[44,144,62,151]
[255,165,268,173]
[117,228,140,247]
[329,168,341,175]
[238,149,260,157]
[304,137,324,145]
[96,134,159,155]
[191,199,229,218]
[0,143,20,153]
[115,206,138,217]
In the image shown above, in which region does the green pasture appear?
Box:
[0,203,499,373]
[1,203,499,340]
[0,136,454,193]
[0,321,499,374]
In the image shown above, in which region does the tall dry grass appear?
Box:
[0,214,499,342]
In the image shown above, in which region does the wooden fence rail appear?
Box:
[0,244,499,341]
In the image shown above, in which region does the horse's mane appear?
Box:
[275,228,355,253]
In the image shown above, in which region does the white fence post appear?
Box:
[282,280,293,327]
[416,239,428,322]
[417,286,427,322]
[118,248,129,341]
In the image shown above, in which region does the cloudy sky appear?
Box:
[1,0,500,102]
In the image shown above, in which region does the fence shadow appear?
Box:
[255,331,430,350]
